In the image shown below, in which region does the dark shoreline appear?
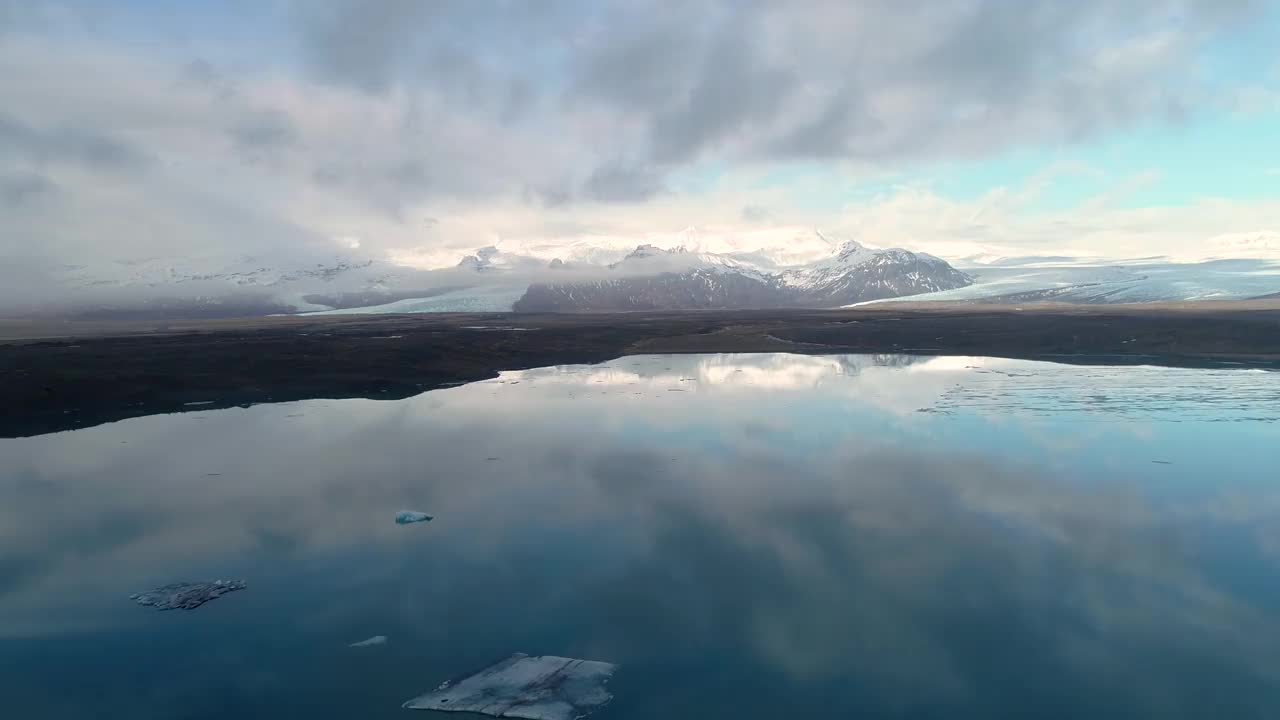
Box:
[4,302,1280,438]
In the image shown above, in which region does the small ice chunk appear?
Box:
[396,510,434,525]
[349,635,388,648]
[130,580,246,611]
[403,653,618,720]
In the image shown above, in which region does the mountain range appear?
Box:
[21,231,1280,319]
[513,241,971,311]
[32,234,972,318]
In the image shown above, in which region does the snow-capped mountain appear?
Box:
[491,226,844,270]
[41,236,972,317]
[778,242,972,305]
[455,245,552,273]
[512,240,973,312]
[605,243,770,279]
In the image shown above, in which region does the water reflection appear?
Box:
[2,354,1279,718]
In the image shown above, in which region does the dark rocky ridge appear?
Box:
[793,251,973,305]
[515,269,784,312]
[515,247,972,312]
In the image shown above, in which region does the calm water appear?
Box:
[3,354,1280,719]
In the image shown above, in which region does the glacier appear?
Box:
[306,286,528,315]
[860,258,1280,305]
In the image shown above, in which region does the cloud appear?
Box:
[176,58,222,88]
[0,112,150,173]
[581,163,665,203]
[228,110,298,154]
[0,171,57,208]
[564,0,1256,165]
[290,0,1260,169]
[294,0,444,93]
[0,0,1274,300]
[293,0,578,99]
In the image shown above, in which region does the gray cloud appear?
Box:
[578,0,1257,165]
[571,5,707,111]
[581,162,665,203]
[647,15,797,163]
[0,171,57,208]
[293,0,578,97]
[526,164,666,206]
[0,113,150,173]
[286,0,1260,189]
[177,58,222,88]
[229,111,298,153]
[294,0,443,93]
[526,181,572,208]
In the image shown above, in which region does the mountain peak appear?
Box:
[624,244,688,261]
[835,239,867,259]
[455,245,506,271]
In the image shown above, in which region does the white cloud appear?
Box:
[0,1,1276,304]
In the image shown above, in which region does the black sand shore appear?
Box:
[4,302,1280,438]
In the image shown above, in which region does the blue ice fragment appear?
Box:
[396,510,434,525]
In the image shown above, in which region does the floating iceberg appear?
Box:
[349,635,388,648]
[130,580,246,610]
[396,510,434,525]
[403,653,617,720]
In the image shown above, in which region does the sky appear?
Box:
[1,0,1279,285]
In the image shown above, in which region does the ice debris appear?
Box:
[396,510,434,525]
[130,580,246,610]
[349,635,388,648]
[403,653,618,720]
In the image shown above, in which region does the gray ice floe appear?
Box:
[130,580,246,610]
[403,653,618,720]
[349,635,388,648]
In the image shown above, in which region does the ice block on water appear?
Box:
[130,580,246,610]
[349,635,388,648]
[396,510,433,525]
[403,653,618,720]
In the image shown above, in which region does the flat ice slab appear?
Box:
[403,653,618,720]
[349,635,388,648]
[130,580,246,610]
[395,510,433,525]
